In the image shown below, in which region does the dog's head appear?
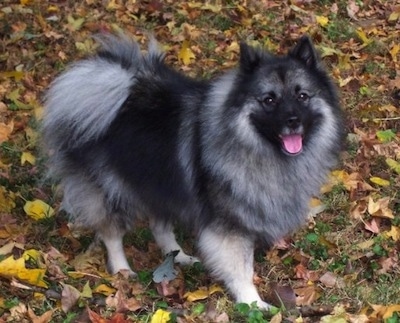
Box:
[227,36,342,157]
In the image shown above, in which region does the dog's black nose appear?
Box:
[286,116,300,129]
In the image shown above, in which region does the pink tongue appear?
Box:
[282,134,303,154]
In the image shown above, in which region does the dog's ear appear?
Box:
[289,36,320,69]
[239,42,262,72]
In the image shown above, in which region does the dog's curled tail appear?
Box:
[43,34,163,150]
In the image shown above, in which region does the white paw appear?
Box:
[174,253,200,266]
[256,300,273,311]
[107,260,137,277]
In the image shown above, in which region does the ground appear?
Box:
[0,0,400,322]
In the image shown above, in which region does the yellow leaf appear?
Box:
[0,187,16,213]
[316,15,329,27]
[178,41,195,66]
[0,256,47,288]
[21,152,36,166]
[184,288,209,302]
[201,3,222,13]
[356,239,374,250]
[23,200,55,221]
[356,28,373,45]
[369,176,390,187]
[388,11,399,22]
[0,71,24,81]
[386,158,400,174]
[367,197,380,215]
[23,249,42,263]
[184,284,223,302]
[209,284,223,295]
[92,283,116,295]
[81,281,93,298]
[384,226,400,241]
[67,15,85,31]
[151,309,171,323]
[389,44,400,62]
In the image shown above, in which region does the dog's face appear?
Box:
[228,37,339,157]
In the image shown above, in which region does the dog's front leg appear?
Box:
[198,227,271,310]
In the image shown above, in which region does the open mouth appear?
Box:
[280,133,303,155]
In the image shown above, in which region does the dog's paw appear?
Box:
[174,253,200,266]
[116,268,138,278]
[107,261,137,278]
[256,300,273,311]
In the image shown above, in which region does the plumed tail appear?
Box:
[43,34,163,151]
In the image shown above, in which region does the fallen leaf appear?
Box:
[294,285,321,306]
[0,71,24,81]
[151,309,171,323]
[369,176,390,187]
[267,282,296,309]
[153,250,179,283]
[105,290,141,312]
[21,152,36,166]
[93,283,116,296]
[364,218,380,234]
[67,15,85,31]
[356,28,373,46]
[27,307,54,323]
[178,40,195,66]
[24,199,55,221]
[389,43,400,62]
[0,187,16,213]
[384,226,400,241]
[316,15,329,27]
[81,281,93,298]
[184,284,223,302]
[367,197,394,219]
[0,120,14,144]
[87,307,109,323]
[0,255,47,288]
[319,272,338,288]
[320,304,347,323]
[376,129,396,143]
[61,283,81,313]
[356,239,375,250]
[386,158,400,174]
[346,0,360,19]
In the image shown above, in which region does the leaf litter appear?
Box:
[1,0,400,321]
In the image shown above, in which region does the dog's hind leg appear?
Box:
[198,227,272,310]
[97,226,137,277]
[149,218,199,265]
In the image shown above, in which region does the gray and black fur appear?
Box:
[43,34,343,308]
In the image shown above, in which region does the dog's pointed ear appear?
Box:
[289,36,320,69]
[239,42,262,72]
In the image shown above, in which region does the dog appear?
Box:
[43,34,343,309]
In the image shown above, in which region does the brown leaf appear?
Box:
[27,307,54,323]
[88,307,109,323]
[364,217,381,234]
[0,120,14,144]
[319,272,338,288]
[294,285,321,306]
[105,290,141,313]
[346,0,360,20]
[61,283,81,313]
[267,282,296,309]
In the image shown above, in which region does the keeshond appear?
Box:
[43,34,343,309]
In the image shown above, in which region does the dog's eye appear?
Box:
[263,97,276,105]
[297,92,309,102]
